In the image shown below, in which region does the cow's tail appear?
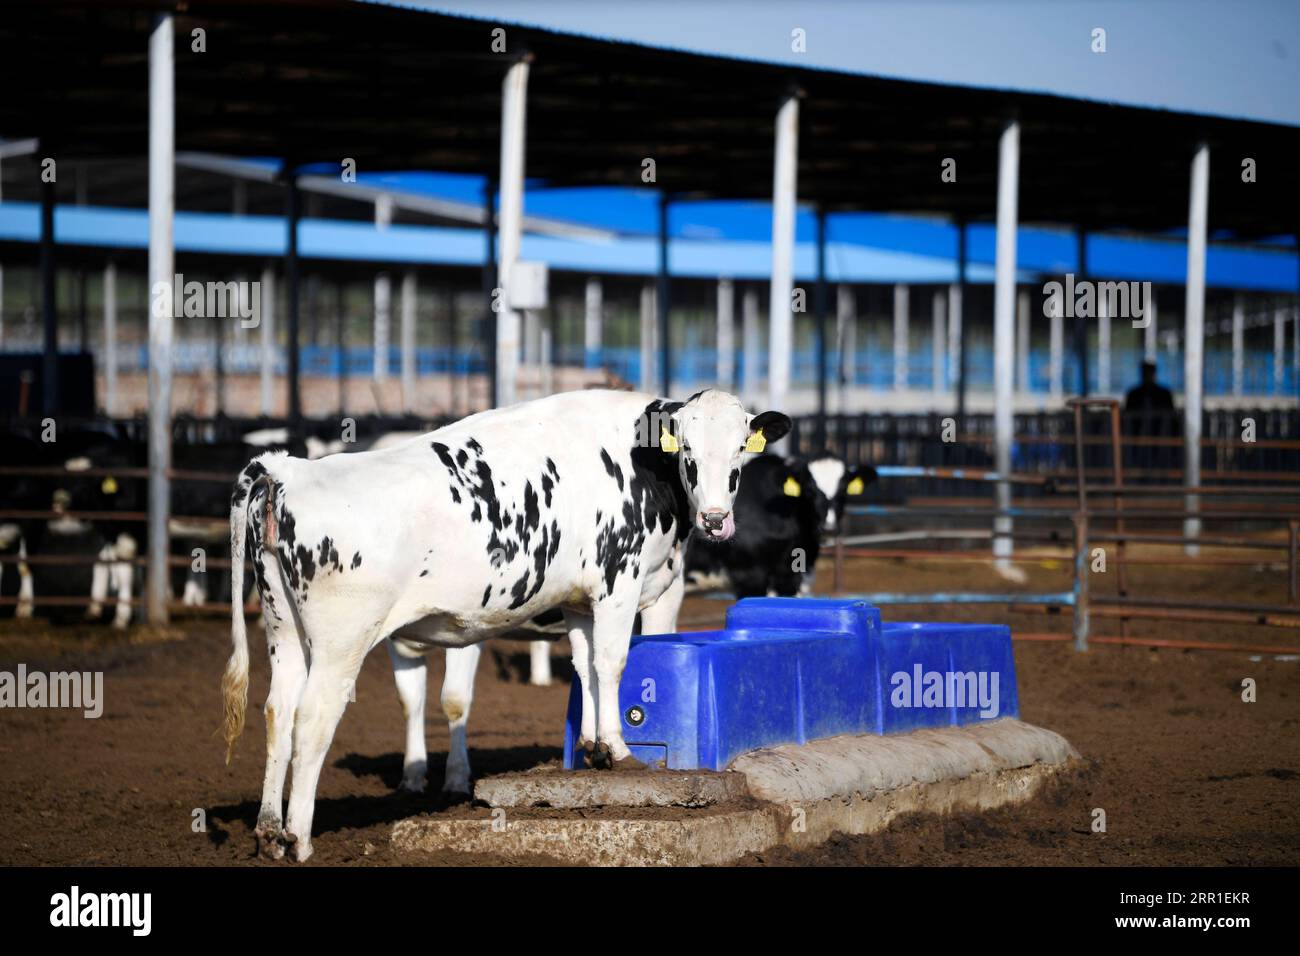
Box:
[221,457,276,764]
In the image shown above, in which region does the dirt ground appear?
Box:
[0,550,1297,867]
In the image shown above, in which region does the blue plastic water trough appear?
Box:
[562,598,1019,771]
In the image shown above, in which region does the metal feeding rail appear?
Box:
[832,398,1300,652]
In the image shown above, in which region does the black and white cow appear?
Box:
[687,451,876,598]
[220,388,790,861]
[0,425,146,627]
[803,451,878,537]
[0,429,47,618]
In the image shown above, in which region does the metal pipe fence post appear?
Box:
[1109,402,1128,638]
[1289,519,1298,606]
[1073,512,1090,652]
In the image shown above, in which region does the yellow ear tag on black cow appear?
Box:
[745,431,766,454]
[101,476,118,495]
[846,476,865,496]
[783,476,801,497]
[659,428,679,453]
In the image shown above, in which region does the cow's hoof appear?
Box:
[284,832,312,863]
[112,617,130,632]
[589,742,615,770]
[15,604,33,619]
[611,753,647,772]
[255,826,285,861]
[577,737,597,768]
[440,785,471,805]
[84,605,103,621]
[399,772,427,794]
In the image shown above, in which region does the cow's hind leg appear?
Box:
[111,534,136,629]
[87,544,111,621]
[15,547,33,619]
[386,637,429,793]
[440,643,481,796]
[282,646,366,864]
[528,639,552,686]
[253,568,308,860]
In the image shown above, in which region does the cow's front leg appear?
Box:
[639,570,685,636]
[440,643,481,797]
[16,548,34,619]
[589,598,643,771]
[87,543,113,621]
[563,609,597,763]
[386,638,429,793]
[111,534,136,629]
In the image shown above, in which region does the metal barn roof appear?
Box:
[1,1,1297,242]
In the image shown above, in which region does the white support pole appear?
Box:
[104,263,117,415]
[1049,295,1063,400]
[1016,287,1030,393]
[946,283,962,394]
[584,277,602,369]
[768,94,799,414]
[931,288,945,395]
[992,119,1020,566]
[1274,304,1286,395]
[540,312,553,396]
[522,308,539,368]
[374,193,394,231]
[146,12,174,625]
[1144,287,1158,361]
[837,285,856,412]
[892,283,909,392]
[743,286,761,407]
[373,273,390,384]
[1231,294,1244,398]
[400,270,416,412]
[639,282,656,391]
[716,278,735,389]
[1098,291,1111,394]
[495,58,529,408]
[1183,142,1210,555]
[260,267,276,414]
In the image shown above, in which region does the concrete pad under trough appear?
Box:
[391,719,1080,866]
[474,768,748,809]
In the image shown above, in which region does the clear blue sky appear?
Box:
[398,0,1300,127]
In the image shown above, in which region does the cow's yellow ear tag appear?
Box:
[846,476,865,496]
[745,431,766,454]
[659,428,679,453]
[783,476,801,497]
[101,476,118,495]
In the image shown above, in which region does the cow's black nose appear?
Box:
[701,511,727,530]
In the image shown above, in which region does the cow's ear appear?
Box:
[844,465,878,496]
[657,412,681,454]
[748,411,792,450]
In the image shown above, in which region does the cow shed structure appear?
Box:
[1,0,1297,621]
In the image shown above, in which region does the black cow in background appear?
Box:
[0,429,47,617]
[0,423,146,626]
[687,451,877,599]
